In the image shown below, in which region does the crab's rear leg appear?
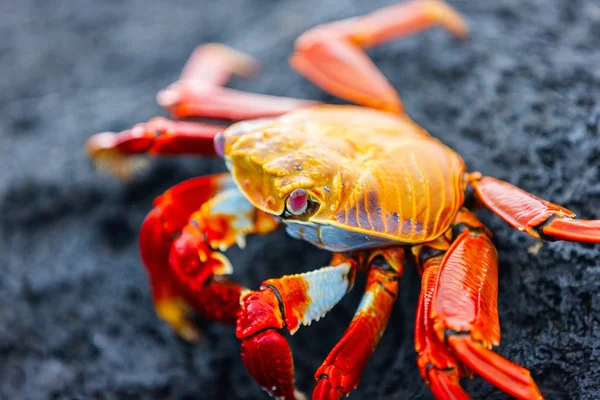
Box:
[140,173,278,341]
[87,44,318,180]
[157,43,319,120]
[469,174,600,243]
[290,0,468,113]
[413,209,543,400]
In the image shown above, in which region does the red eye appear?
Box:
[213,132,225,158]
[286,188,308,215]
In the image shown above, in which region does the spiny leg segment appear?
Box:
[236,254,357,400]
[290,0,469,113]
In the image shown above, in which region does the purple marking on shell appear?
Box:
[287,188,308,215]
[213,132,225,158]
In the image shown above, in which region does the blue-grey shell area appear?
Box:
[284,220,396,252]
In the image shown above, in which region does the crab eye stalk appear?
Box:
[283,189,320,219]
[286,188,308,215]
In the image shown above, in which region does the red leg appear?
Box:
[236,255,357,400]
[87,43,319,180]
[87,117,225,180]
[290,0,468,113]
[469,173,600,243]
[140,173,278,341]
[313,248,404,400]
[413,209,543,400]
[413,240,471,400]
[157,43,318,120]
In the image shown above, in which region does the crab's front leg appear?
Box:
[140,173,278,341]
[236,254,359,400]
[237,249,405,400]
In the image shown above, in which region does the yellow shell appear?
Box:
[222,105,466,244]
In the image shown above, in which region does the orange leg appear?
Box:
[87,44,318,180]
[290,0,469,113]
[236,254,358,400]
[140,173,278,341]
[313,249,404,400]
[157,43,318,120]
[413,209,543,400]
[469,173,600,243]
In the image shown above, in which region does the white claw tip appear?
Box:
[236,234,247,249]
[211,252,233,275]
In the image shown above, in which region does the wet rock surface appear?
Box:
[1,0,599,399]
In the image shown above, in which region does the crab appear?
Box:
[85,1,600,399]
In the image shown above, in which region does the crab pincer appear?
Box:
[138,173,277,341]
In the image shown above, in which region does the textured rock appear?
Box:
[1,0,599,399]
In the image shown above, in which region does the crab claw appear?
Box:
[166,187,277,304]
[168,224,234,295]
[138,174,278,342]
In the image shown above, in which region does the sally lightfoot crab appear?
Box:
[86,1,600,399]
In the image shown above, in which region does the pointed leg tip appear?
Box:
[210,252,234,275]
[422,0,470,40]
[427,368,471,400]
[312,378,343,400]
[156,84,181,108]
[86,131,116,155]
[178,325,203,343]
[155,298,203,343]
[448,334,543,400]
